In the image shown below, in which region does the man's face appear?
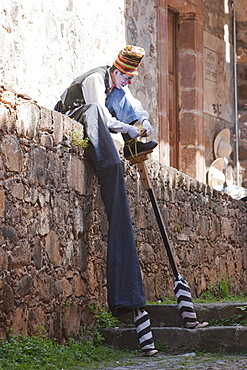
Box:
[113,69,133,89]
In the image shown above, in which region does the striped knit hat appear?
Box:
[113,45,145,76]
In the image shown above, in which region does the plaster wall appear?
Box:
[236,0,247,187]
[0,0,126,109]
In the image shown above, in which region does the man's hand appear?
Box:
[127,125,141,139]
[142,120,152,136]
[139,128,148,137]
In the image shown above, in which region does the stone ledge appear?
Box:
[0,85,84,146]
[101,326,247,353]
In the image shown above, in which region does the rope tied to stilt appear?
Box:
[124,138,144,162]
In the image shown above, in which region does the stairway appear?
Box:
[100,303,247,353]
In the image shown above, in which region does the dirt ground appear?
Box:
[89,352,247,370]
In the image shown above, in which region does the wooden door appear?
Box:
[168,9,179,169]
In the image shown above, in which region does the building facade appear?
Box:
[125,0,246,186]
[1,0,247,185]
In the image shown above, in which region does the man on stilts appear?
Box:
[54,45,158,356]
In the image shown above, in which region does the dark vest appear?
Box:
[58,66,109,113]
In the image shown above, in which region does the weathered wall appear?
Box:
[236,0,247,187]
[0,86,246,342]
[203,0,234,167]
[124,0,158,133]
[0,0,126,110]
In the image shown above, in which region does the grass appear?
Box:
[0,305,130,370]
[148,278,247,305]
[1,335,246,370]
[0,333,134,370]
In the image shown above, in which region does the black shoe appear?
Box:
[124,139,158,159]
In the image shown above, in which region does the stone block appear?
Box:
[16,102,40,139]
[62,303,81,338]
[1,135,23,172]
[63,115,73,139]
[1,225,18,243]
[27,147,48,186]
[0,190,5,218]
[179,53,196,87]
[10,244,31,268]
[39,106,53,132]
[37,273,55,303]
[12,183,24,200]
[45,231,61,266]
[209,214,221,241]
[221,217,234,239]
[38,206,51,236]
[74,275,87,297]
[0,247,7,271]
[181,88,197,110]
[72,206,84,238]
[0,105,16,133]
[3,283,14,313]
[12,308,28,336]
[55,277,72,298]
[27,307,46,336]
[198,215,209,236]
[67,155,86,195]
[75,238,88,272]
[18,274,32,296]
[33,240,42,269]
[52,110,63,144]
[39,133,54,148]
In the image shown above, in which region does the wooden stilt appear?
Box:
[127,153,201,328]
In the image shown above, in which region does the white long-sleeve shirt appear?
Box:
[81,69,149,134]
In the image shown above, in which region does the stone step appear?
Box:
[100,303,247,353]
[117,302,247,327]
[100,326,247,353]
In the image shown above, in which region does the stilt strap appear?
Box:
[124,139,154,165]
[124,139,143,163]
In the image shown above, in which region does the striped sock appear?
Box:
[174,277,198,328]
[134,308,155,352]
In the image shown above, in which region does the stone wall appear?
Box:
[0,86,247,342]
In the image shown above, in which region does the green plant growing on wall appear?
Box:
[236,306,247,325]
[177,224,183,233]
[208,305,247,327]
[197,278,231,302]
[89,303,121,329]
[219,277,230,299]
[72,131,89,148]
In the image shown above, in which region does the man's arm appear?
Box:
[82,73,140,137]
[124,87,152,136]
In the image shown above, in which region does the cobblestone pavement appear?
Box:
[88,352,247,370]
